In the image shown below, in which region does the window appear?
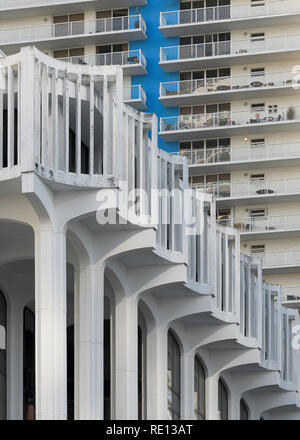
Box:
[180,103,230,115]
[251,32,265,42]
[53,13,84,37]
[250,173,265,181]
[53,47,84,59]
[249,208,266,218]
[194,357,206,419]
[0,291,6,420]
[240,398,250,420]
[96,9,128,19]
[250,244,265,254]
[168,331,181,420]
[251,67,265,77]
[96,43,128,54]
[251,103,265,112]
[251,0,265,6]
[251,138,265,147]
[218,378,228,420]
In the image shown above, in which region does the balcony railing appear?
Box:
[219,214,300,233]
[0,14,146,45]
[160,70,297,98]
[0,0,147,10]
[160,106,300,133]
[160,33,300,62]
[60,49,146,70]
[123,84,147,105]
[256,250,300,268]
[282,286,300,302]
[160,0,299,27]
[195,177,300,199]
[177,142,300,166]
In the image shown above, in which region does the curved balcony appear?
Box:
[61,49,147,76]
[159,1,300,37]
[123,84,147,110]
[0,1,148,18]
[195,177,300,207]
[159,106,300,142]
[179,142,300,174]
[220,214,300,240]
[0,14,147,55]
[160,70,299,107]
[160,34,300,72]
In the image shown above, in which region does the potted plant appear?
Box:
[287,107,295,120]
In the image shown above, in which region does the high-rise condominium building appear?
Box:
[0,0,300,421]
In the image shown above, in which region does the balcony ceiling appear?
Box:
[0,0,147,19]
[241,229,300,241]
[159,12,300,37]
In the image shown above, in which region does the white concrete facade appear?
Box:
[0,47,299,421]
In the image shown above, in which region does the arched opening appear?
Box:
[23,306,35,420]
[218,377,229,420]
[22,263,75,420]
[0,290,7,420]
[194,355,206,420]
[240,398,250,420]
[138,309,147,420]
[104,294,112,420]
[167,329,181,420]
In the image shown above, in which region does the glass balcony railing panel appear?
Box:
[160,106,300,133]
[160,70,297,98]
[123,85,146,104]
[263,250,300,267]
[282,286,300,301]
[227,214,300,233]
[160,34,300,62]
[0,15,145,45]
[60,49,145,69]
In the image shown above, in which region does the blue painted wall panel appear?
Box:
[129,1,180,152]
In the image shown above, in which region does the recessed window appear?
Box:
[168,331,181,420]
[249,208,266,218]
[251,32,265,42]
[250,173,265,181]
[251,244,265,254]
[251,138,265,147]
[194,356,206,420]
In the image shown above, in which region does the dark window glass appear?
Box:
[0,291,6,420]
[218,378,228,420]
[194,357,206,419]
[168,331,181,420]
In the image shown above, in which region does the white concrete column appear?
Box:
[74,264,104,420]
[7,301,23,419]
[206,374,219,420]
[34,227,67,420]
[115,295,138,419]
[182,351,194,420]
[147,326,168,420]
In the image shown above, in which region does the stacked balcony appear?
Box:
[220,214,300,240]
[0,1,148,19]
[61,49,147,75]
[160,34,300,72]
[194,177,300,207]
[181,142,300,174]
[0,14,147,54]
[282,286,300,309]
[124,84,147,110]
[160,70,299,107]
[160,1,300,36]
[160,106,300,142]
